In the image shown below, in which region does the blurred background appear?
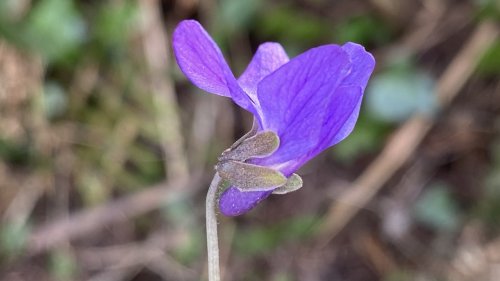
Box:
[0,0,499,280]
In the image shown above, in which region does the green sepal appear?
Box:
[216,160,287,191]
[272,173,303,194]
[219,130,279,162]
[227,119,258,150]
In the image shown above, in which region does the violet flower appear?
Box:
[173,20,375,216]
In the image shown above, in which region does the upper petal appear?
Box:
[172,20,233,97]
[255,45,352,167]
[238,42,289,101]
[173,20,256,113]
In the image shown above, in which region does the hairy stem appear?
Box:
[206,173,222,281]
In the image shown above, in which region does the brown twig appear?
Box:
[139,0,189,181]
[27,175,201,255]
[316,21,499,243]
[80,230,196,281]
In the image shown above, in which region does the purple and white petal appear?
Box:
[310,85,364,158]
[255,45,352,166]
[173,20,257,113]
[317,43,375,149]
[173,20,233,97]
[341,42,375,90]
[238,42,289,101]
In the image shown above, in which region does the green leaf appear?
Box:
[94,1,138,49]
[0,138,33,165]
[0,222,30,258]
[367,64,438,123]
[24,0,86,63]
[215,0,262,35]
[234,216,319,256]
[333,115,390,162]
[477,39,500,75]
[256,7,329,49]
[43,82,68,119]
[335,15,393,46]
[475,0,500,20]
[49,250,77,280]
[413,183,461,232]
[473,140,500,229]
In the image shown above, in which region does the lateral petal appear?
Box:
[172,20,233,96]
[238,42,289,101]
[173,20,256,113]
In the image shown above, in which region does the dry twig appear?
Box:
[139,0,189,181]
[27,175,201,255]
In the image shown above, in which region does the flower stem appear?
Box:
[206,173,222,281]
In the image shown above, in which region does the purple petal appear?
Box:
[238,42,289,100]
[311,86,364,157]
[219,187,271,216]
[297,45,374,162]
[341,42,375,90]
[173,20,256,113]
[322,43,375,147]
[255,45,352,166]
[172,20,233,97]
[218,44,375,216]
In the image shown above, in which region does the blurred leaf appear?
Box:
[0,0,25,22]
[474,140,500,229]
[24,0,86,63]
[215,0,261,35]
[94,1,138,49]
[234,216,319,256]
[77,169,109,206]
[367,61,438,123]
[128,145,164,184]
[172,231,203,265]
[256,7,329,50]
[477,39,500,75]
[49,250,77,280]
[333,115,390,162]
[162,197,194,225]
[384,270,412,281]
[413,183,461,232]
[272,272,294,281]
[335,16,392,45]
[0,222,30,258]
[0,138,33,165]
[43,82,68,120]
[475,0,500,20]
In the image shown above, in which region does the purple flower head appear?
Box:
[173,20,375,216]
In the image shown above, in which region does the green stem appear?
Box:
[206,173,222,281]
